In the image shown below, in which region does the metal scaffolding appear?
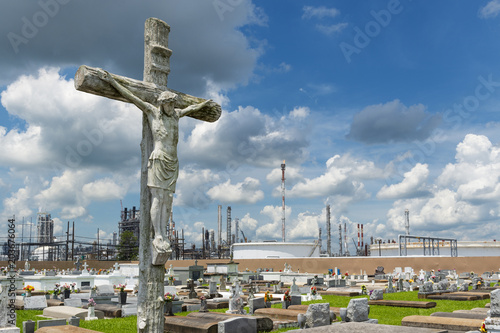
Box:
[398,234,458,257]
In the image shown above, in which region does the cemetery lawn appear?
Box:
[305,291,490,326]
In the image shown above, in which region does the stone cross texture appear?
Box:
[74,18,221,333]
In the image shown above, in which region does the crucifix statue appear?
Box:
[74,18,221,332]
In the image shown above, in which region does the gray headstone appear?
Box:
[346,298,369,322]
[304,303,331,328]
[209,281,217,295]
[459,282,469,291]
[291,295,302,305]
[68,316,80,326]
[489,289,500,317]
[37,318,67,328]
[248,297,264,315]
[422,281,433,293]
[369,289,384,301]
[24,296,48,310]
[22,320,35,333]
[64,298,82,307]
[97,285,114,296]
[218,317,257,333]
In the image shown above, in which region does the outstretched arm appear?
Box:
[177,99,213,118]
[98,70,155,114]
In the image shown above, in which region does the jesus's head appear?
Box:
[158,91,178,104]
[158,91,178,115]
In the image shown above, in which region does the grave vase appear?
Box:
[265,301,271,308]
[164,301,174,316]
[90,289,97,297]
[282,300,290,309]
[119,291,127,304]
[88,306,95,318]
[26,290,32,297]
[63,289,71,299]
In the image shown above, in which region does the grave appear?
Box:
[164,316,218,333]
[187,311,273,332]
[218,317,257,333]
[298,303,333,329]
[401,315,483,331]
[82,303,122,318]
[36,326,101,333]
[367,300,436,308]
[254,308,306,321]
[294,322,448,332]
[342,298,377,323]
[430,311,489,320]
[24,296,48,310]
[64,298,82,308]
[289,304,340,316]
[43,306,105,320]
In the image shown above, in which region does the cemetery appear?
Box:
[1,257,500,332]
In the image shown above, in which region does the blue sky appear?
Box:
[1,0,500,253]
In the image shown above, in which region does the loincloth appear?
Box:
[147,149,179,191]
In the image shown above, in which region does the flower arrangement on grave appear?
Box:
[88,298,96,307]
[283,290,291,302]
[23,285,35,292]
[310,286,317,295]
[168,276,175,281]
[91,285,98,291]
[164,292,175,302]
[480,321,487,333]
[115,284,126,292]
[360,285,367,295]
[70,283,76,290]
[199,295,206,301]
[62,284,71,290]
[264,291,272,303]
[409,279,414,283]
[198,278,203,284]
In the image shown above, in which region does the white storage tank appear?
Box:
[232,242,320,259]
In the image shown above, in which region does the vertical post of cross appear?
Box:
[137,18,172,333]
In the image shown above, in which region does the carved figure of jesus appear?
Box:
[98,70,211,257]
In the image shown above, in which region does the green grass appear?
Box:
[15,291,491,332]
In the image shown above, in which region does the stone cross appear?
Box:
[74,18,221,333]
[113,262,120,271]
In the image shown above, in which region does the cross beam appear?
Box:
[75,65,221,123]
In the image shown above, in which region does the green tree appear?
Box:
[117,231,139,261]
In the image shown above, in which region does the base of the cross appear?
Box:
[151,245,171,266]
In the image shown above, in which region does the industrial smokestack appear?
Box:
[344,222,349,256]
[338,223,342,256]
[235,218,239,244]
[281,160,286,242]
[326,205,331,257]
[357,223,360,249]
[218,205,222,247]
[318,227,322,254]
[405,209,410,236]
[227,206,231,247]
